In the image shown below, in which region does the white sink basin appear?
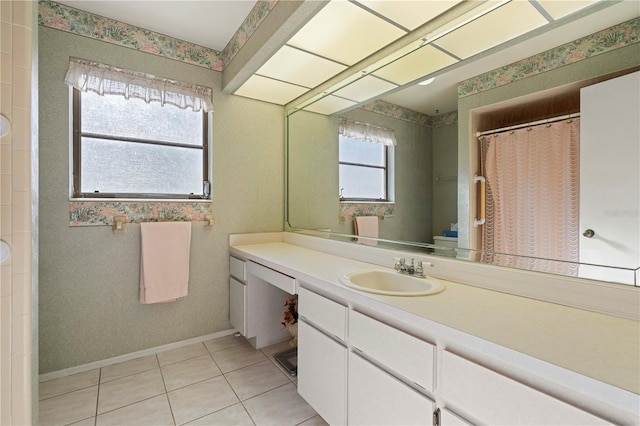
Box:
[339,270,445,296]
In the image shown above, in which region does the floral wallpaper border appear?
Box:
[219,0,279,66]
[69,201,213,227]
[458,18,640,98]
[360,99,458,129]
[38,0,278,71]
[339,202,395,222]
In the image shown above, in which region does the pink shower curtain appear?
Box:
[479,119,580,275]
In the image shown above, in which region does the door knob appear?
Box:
[583,229,595,238]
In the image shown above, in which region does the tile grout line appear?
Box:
[93,368,101,426]
[156,354,178,426]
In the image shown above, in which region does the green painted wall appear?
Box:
[287,108,433,243]
[38,27,285,373]
[432,123,458,238]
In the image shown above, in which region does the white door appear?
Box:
[579,71,640,284]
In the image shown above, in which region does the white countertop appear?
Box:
[231,240,640,396]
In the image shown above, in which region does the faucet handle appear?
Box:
[393,257,403,270]
[407,258,415,274]
[393,257,407,272]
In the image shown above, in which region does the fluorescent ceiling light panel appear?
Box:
[332,75,398,102]
[372,45,458,85]
[235,75,308,105]
[535,0,598,20]
[287,0,406,66]
[256,45,348,89]
[303,95,357,115]
[433,1,548,59]
[355,0,463,31]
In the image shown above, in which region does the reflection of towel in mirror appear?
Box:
[140,222,192,304]
[354,216,378,246]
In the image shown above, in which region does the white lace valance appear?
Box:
[339,118,396,146]
[64,58,214,112]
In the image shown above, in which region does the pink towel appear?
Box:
[140,222,192,304]
[354,216,379,246]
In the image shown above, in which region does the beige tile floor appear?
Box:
[39,335,328,426]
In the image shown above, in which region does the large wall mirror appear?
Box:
[286,1,640,286]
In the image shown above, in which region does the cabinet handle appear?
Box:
[433,408,441,426]
[583,229,595,238]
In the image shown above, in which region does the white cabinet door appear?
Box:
[441,351,611,425]
[298,319,347,425]
[349,352,433,426]
[579,71,640,283]
[229,277,246,336]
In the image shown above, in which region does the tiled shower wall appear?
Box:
[0,1,34,424]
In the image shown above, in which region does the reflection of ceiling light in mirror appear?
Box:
[422,0,511,45]
[434,1,548,59]
[418,77,435,86]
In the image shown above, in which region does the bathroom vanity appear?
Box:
[229,232,639,425]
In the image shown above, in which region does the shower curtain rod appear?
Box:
[476,113,580,137]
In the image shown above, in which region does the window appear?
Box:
[339,135,389,200]
[65,58,212,200]
[338,119,395,201]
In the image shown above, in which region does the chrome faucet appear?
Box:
[394,257,428,278]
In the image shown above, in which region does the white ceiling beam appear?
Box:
[222,0,329,94]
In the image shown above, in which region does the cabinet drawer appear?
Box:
[298,287,347,341]
[442,351,611,425]
[229,256,246,281]
[349,310,434,392]
[349,352,433,426]
[247,261,296,294]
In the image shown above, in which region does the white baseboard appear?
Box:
[39,329,238,383]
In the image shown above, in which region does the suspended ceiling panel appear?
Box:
[536,0,599,20]
[302,95,358,115]
[235,75,308,105]
[256,45,348,89]
[372,44,459,86]
[433,1,549,59]
[332,75,398,102]
[286,0,407,66]
[354,0,464,31]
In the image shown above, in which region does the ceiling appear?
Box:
[54,0,639,117]
[55,0,258,51]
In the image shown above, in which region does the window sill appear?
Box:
[70,198,212,203]
[69,199,213,227]
[339,201,394,204]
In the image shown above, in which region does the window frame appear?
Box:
[71,88,210,200]
[338,135,390,202]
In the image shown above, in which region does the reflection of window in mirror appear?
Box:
[339,135,393,202]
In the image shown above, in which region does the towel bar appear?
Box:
[474,175,486,227]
